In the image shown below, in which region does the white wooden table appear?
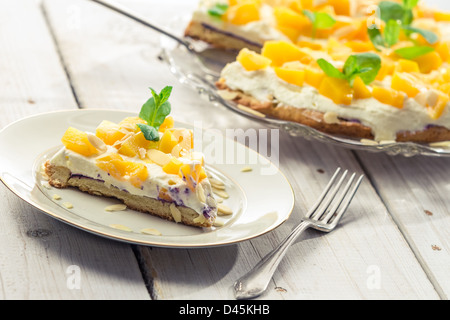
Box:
[0,0,449,301]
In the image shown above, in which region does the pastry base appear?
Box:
[44,161,213,228]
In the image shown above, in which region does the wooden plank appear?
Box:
[43,0,442,299]
[0,0,149,299]
[355,151,450,299]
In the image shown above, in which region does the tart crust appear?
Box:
[44,161,213,228]
[216,78,450,143]
[184,20,263,53]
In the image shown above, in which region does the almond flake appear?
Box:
[237,104,266,118]
[63,202,73,209]
[213,189,229,199]
[110,224,132,232]
[209,178,225,187]
[196,183,206,203]
[87,133,107,153]
[140,228,162,236]
[105,204,127,212]
[218,204,233,216]
[323,111,340,124]
[169,203,182,223]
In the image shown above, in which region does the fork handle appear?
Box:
[88,0,193,50]
[234,220,312,299]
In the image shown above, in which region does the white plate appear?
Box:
[0,110,294,248]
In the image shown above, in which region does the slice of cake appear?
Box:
[45,86,218,228]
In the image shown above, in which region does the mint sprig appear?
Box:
[370,0,438,49]
[137,86,173,141]
[302,9,336,39]
[317,53,381,87]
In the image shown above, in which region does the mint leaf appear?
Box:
[138,86,173,141]
[318,53,381,87]
[403,0,419,9]
[378,1,405,23]
[402,25,439,44]
[303,9,336,38]
[368,27,386,51]
[137,124,160,141]
[394,46,435,59]
[385,20,402,47]
[208,3,229,18]
[317,59,346,79]
[343,53,381,85]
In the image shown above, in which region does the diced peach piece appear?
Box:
[274,66,305,87]
[435,41,450,62]
[61,127,99,157]
[297,40,323,50]
[158,188,173,202]
[353,76,372,100]
[162,157,183,175]
[326,0,350,15]
[372,86,406,109]
[304,66,325,89]
[414,51,443,74]
[118,131,152,159]
[96,154,125,180]
[344,41,374,53]
[237,48,272,71]
[118,117,147,133]
[391,72,421,98]
[124,161,149,188]
[159,116,174,133]
[179,163,206,191]
[159,130,179,154]
[146,149,172,166]
[276,25,302,42]
[95,120,126,146]
[425,89,450,120]
[319,76,353,105]
[273,6,310,29]
[434,11,450,22]
[261,40,314,67]
[395,59,420,73]
[96,153,148,188]
[376,57,396,81]
[225,1,260,25]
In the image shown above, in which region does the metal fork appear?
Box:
[234,168,364,300]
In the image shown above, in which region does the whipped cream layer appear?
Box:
[221,62,450,141]
[49,146,217,220]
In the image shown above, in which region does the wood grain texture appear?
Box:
[0,0,149,299]
[39,0,447,300]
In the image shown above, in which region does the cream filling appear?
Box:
[191,0,289,45]
[221,62,450,141]
[49,146,217,219]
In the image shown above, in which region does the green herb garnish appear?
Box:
[137,86,173,141]
[208,3,229,18]
[302,9,336,39]
[317,53,382,87]
[368,0,438,50]
[394,45,435,59]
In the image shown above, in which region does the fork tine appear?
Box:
[322,172,357,222]
[304,167,342,218]
[326,174,364,225]
[310,169,349,220]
